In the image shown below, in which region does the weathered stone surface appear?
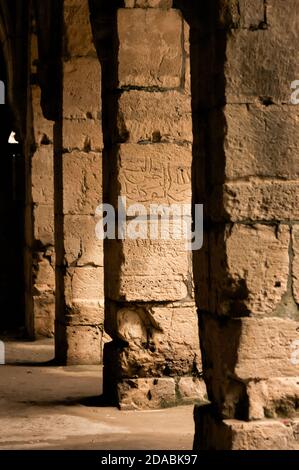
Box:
[292,226,299,306]
[178,377,208,405]
[225,29,299,103]
[64,0,96,57]
[33,205,55,245]
[64,215,103,267]
[106,237,190,302]
[118,378,176,410]
[63,119,103,151]
[247,377,299,420]
[124,0,173,8]
[118,9,183,88]
[64,303,104,327]
[183,20,191,95]
[27,84,55,340]
[63,58,101,119]
[33,256,55,287]
[112,143,192,207]
[194,406,299,450]
[211,105,299,181]
[148,305,200,363]
[201,316,299,385]
[239,0,265,28]
[64,267,104,313]
[217,0,240,27]
[31,147,54,204]
[105,304,201,377]
[33,293,55,338]
[54,2,104,365]
[110,274,188,303]
[56,324,102,365]
[209,224,289,316]
[226,418,299,450]
[267,0,299,36]
[214,180,299,222]
[117,90,192,143]
[32,86,53,146]
[193,230,210,311]
[63,151,102,215]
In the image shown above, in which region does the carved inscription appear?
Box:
[118,144,192,204]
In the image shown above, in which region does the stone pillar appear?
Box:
[24,22,55,338]
[90,1,205,409]
[55,0,104,364]
[193,0,299,450]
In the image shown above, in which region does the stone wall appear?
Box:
[193,0,299,450]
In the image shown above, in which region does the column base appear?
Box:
[55,322,103,365]
[103,372,207,410]
[194,405,299,450]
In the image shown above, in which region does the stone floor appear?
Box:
[0,337,195,450]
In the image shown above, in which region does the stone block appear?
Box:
[63,151,102,215]
[194,405,299,450]
[124,0,173,8]
[211,105,299,182]
[106,237,191,302]
[225,29,299,103]
[32,86,54,146]
[65,303,104,327]
[213,181,299,222]
[177,377,208,404]
[33,205,54,246]
[56,324,102,365]
[209,224,289,316]
[199,314,299,417]
[33,257,55,288]
[64,215,103,267]
[64,0,96,57]
[148,305,200,361]
[105,304,201,377]
[111,143,192,207]
[201,316,299,387]
[31,147,54,204]
[63,58,101,119]
[118,9,183,88]
[63,119,103,151]
[118,378,176,410]
[64,267,104,312]
[239,0,265,28]
[267,0,299,36]
[117,90,192,143]
[247,377,299,420]
[33,293,55,338]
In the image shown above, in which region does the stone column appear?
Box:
[24,22,55,338]
[54,0,104,364]
[193,0,299,450]
[90,0,206,409]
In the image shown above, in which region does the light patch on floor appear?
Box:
[0,338,195,450]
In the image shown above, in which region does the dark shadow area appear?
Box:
[78,395,110,408]
[0,48,25,334]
